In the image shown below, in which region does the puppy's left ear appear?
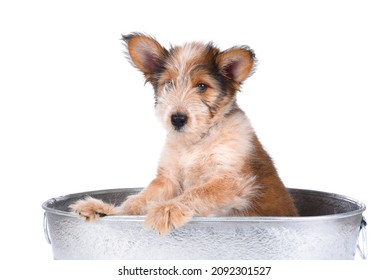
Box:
[216,47,256,83]
[122,33,167,82]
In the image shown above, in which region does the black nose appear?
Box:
[171,113,188,130]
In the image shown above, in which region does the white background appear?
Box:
[0,0,388,279]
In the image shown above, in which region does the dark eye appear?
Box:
[165,80,173,90]
[197,83,208,93]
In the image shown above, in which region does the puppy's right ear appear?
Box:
[122,33,167,82]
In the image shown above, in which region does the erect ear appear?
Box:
[122,33,167,81]
[216,46,256,83]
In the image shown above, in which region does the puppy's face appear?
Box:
[123,33,256,142]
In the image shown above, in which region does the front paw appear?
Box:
[144,202,193,235]
[69,197,115,222]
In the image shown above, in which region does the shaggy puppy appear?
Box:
[70,33,298,235]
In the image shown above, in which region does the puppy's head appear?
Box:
[123,33,256,141]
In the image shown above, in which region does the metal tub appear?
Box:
[42,188,366,260]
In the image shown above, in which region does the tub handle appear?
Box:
[357,216,367,259]
[43,212,52,245]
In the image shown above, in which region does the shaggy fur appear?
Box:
[70,33,298,235]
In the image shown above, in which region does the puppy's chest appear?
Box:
[177,147,216,188]
[169,140,246,190]
[161,114,255,190]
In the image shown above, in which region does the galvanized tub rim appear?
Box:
[42,187,366,222]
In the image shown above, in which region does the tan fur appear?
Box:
[70,33,298,235]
